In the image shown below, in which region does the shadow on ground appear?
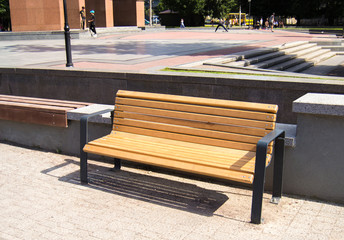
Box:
[328,64,344,77]
[42,159,229,216]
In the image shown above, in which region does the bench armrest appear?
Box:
[80,108,114,154]
[257,128,285,148]
[251,128,285,224]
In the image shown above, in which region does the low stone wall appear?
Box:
[1,92,344,203]
[284,93,344,203]
[1,68,344,124]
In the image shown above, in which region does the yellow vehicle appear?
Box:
[227,13,253,26]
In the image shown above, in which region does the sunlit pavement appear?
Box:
[0,28,335,72]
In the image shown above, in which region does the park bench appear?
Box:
[0,94,89,127]
[80,90,285,224]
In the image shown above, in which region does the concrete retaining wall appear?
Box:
[284,93,344,203]
[1,68,344,124]
[1,93,344,203]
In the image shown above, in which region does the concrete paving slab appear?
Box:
[0,28,339,74]
[0,142,343,239]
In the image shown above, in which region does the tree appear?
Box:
[159,0,206,26]
[0,0,10,31]
[204,0,237,18]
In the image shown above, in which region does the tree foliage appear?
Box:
[204,0,237,18]
[0,0,10,30]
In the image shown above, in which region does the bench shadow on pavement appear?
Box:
[43,159,229,217]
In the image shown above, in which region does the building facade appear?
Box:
[9,0,144,32]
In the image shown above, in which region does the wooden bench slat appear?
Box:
[114,118,262,144]
[115,105,275,130]
[101,134,272,170]
[114,111,271,137]
[0,95,90,108]
[0,95,89,127]
[113,131,259,158]
[87,137,257,173]
[0,98,88,109]
[84,144,255,184]
[113,125,273,153]
[0,107,67,127]
[0,101,75,113]
[117,90,278,113]
[97,133,266,167]
[115,97,277,122]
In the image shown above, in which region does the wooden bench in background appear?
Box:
[80,90,285,224]
[0,95,90,127]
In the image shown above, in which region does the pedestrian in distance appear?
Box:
[260,17,263,30]
[80,6,86,30]
[215,19,228,32]
[88,10,97,37]
[265,18,269,30]
[270,13,275,32]
[180,19,185,28]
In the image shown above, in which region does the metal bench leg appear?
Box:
[251,142,267,224]
[114,158,121,170]
[271,137,285,204]
[80,151,88,184]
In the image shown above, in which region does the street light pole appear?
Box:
[63,0,73,67]
[149,0,152,26]
[248,0,251,28]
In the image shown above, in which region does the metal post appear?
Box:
[239,5,241,27]
[251,141,267,224]
[149,0,152,26]
[271,136,285,203]
[63,0,73,67]
[248,0,251,28]
[80,115,88,183]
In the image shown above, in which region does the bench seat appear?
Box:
[80,90,285,224]
[84,131,272,184]
[0,95,90,127]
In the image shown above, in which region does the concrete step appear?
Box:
[311,51,337,64]
[321,46,344,52]
[292,46,322,58]
[286,62,315,73]
[251,54,297,69]
[245,51,286,65]
[281,43,318,55]
[301,49,332,61]
[268,58,306,71]
[220,56,242,64]
[222,60,247,67]
[224,48,279,63]
[310,40,343,46]
[277,41,309,51]
[224,51,286,67]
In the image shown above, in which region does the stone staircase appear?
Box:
[205,40,343,73]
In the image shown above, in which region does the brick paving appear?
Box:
[1,142,343,240]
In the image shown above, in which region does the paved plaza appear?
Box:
[1,28,343,74]
[1,28,344,239]
[1,142,343,240]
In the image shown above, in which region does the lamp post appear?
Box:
[149,0,152,26]
[63,0,73,67]
[248,0,251,28]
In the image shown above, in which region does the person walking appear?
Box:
[269,13,275,32]
[180,19,185,28]
[260,17,263,30]
[215,19,228,32]
[80,6,86,30]
[88,10,97,37]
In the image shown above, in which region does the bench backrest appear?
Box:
[113,90,277,153]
